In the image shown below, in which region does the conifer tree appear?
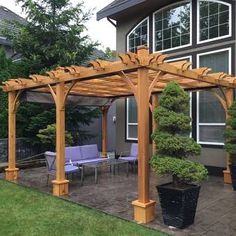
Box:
[225,102,236,164]
[151,81,208,185]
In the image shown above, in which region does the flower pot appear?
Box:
[229,164,236,190]
[157,183,200,229]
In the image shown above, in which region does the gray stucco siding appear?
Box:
[114,0,236,168]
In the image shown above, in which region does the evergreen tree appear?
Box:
[0,1,100,146]
[3,0,97,73]
[150,81,208,185]
[225,102,236,164]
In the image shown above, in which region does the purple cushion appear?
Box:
[130,143,138,157]
[65,146,82,162]
[80,144,99,159]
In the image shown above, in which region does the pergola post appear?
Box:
[5,91,19,181]
[223,88,234,184]
[132,47,156,224]
[52,82,69,196]
[101,106,109,157]
[152,95,159,155]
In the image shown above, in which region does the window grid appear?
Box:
[198,0,230,42]
[128,19,149,53]
[197,48,231,145]
[154,1,191,52]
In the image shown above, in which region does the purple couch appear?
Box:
[65,144,103,165]
[120,143,138,163]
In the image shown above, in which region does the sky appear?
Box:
[0,0,116,50]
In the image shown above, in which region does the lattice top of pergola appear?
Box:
[2,47,236,98]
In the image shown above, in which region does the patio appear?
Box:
[3,46,236,224]
[2,167,236,236]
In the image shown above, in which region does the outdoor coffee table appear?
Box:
[81,159,129,184]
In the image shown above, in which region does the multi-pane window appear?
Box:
[126,97,138,140]
[198,0,231,42]
[153,2,191,52]
[197,49,230,145]
[127,18,149,53]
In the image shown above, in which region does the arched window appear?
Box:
[197,0,231,43]
[127,18,149,53]
[153,1,191,52]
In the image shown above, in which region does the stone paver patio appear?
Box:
[1,166,236,236]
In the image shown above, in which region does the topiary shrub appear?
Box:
[225,101,236,165]
[150,81,208,186]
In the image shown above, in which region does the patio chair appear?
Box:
[119,143,138,171]
[45,151,80,185]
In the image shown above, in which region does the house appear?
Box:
[97,0,235,175]
[0,5,25,60]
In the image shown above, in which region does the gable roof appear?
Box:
[0,5,25,46]
[97,0,146,20]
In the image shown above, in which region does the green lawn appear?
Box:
[0,180,166,236]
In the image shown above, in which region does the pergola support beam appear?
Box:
[132,46,156,224]
[5,91,19,181]
[101,106,109,157]
[52,82,69,196]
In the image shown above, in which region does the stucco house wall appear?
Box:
[107,0,236,170]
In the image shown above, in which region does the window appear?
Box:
[153,1,191,52]
[197,48,231,145]
[197,0,231,43]
[126,97,137,140]
[127,18,149,53]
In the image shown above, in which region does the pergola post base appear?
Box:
[5,168,19,181]
[223,170,232,184]
[132,200,156,224]
[52,180,69,196]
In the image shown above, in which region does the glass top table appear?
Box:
[81,159,129,184]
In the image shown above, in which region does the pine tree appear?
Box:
[150,81,208,185]
[225,102,236,164]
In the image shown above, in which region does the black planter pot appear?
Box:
[229,164,236,190]
[157,183,200,229]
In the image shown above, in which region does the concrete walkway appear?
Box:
[1,166,236,236]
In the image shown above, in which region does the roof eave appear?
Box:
[96,0,145,21]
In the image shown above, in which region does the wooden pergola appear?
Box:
[2,46,236,223]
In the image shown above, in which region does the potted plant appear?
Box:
[150,81,208,229]
[224,101,236,190]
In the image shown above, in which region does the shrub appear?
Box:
[225,101,236,164]
[37,124,73,151]
[150,81,208,185]
[150,157,208,184]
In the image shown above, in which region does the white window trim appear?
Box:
[152,0,192,53]
[127,17,150,52]
[197,0,232,45]
[126,98,138,141]
[196,47,232,145]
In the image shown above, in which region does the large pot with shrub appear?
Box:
[225,102,236,190]
[150,81,208,229]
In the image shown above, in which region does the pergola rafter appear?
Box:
[2,46,235,224]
